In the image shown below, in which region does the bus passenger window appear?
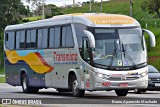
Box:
[16,31,20,49]
[62,26,74,48]
[31,30,36,48]
[42,28,48,48]
[37,28,48,49]
[37,29,43,48]
[49,28,55,48]
[20,31,25,49]
[66,26,74,47]
[54,27,60,48]
[26,30,31,48]
[62,27,67,47]
[5,32,15,50]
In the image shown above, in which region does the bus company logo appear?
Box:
[53,52,78,64]
[121,76,127,80]
[94,20,134,24]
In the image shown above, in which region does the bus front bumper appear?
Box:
[90,76,148,91]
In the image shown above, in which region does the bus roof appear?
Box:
[5,13,140,31]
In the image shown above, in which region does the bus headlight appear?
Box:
[95,73,110,79]
[139,71,147,77]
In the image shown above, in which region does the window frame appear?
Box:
[5,23,75,50]
[61,25,75,48]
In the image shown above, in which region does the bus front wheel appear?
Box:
[115,89,128,96]
[134,89,142,94]
[71,75,85,97]
[21,73,39,93]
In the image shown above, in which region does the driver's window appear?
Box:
[82,38,90,63]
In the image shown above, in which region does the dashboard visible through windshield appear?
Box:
[89,27,147,70]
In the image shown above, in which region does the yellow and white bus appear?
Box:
[4,13,156,97]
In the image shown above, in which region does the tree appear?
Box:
[0,0,29,29]
[45,4,63,18]
[141,0,160,18]
[26,0,46,10]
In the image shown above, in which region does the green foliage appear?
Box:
[45,4,63,18]
[63,0,155,20]
[0,67,4,74]
[0,77,5,83]
[0,0,29,29]
[139,19,160,28]
[141,0,160,18]
[0,31,3,68]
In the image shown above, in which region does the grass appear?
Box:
[63,0,155,20]
[0,67,4,74]
[0,77,5,83]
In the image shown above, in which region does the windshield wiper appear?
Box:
[121,43,137,69]
[109,40,117,69]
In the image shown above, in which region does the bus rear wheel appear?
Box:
[71,75,85,97]
[21,73,39,93]
[115,89,128,96]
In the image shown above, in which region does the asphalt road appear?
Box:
[0,83,160,107]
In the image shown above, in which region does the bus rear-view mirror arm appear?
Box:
[83,30,95,48]
[143,29,156,47]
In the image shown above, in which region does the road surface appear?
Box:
[0,83,160,107]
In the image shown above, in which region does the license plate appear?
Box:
[155,83,160,87]
[119,83,128,87]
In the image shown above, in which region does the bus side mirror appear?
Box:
[83,30,95,48]
[143,29,156,47]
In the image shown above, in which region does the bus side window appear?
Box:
[62,26,74,48]
[5,32,15,50]
[54,27,60,48]
[31,29,36,48]
[6,33,8,41]
[82,38,90,63]
[16,31,20,49]
[26,30,31,48]
[66,26,74,47]
[49,28,55,48]
[37,29,43,48]
[38,28,48,49]
[42,28,48,49]
[20,31,25,49]
[74,24,87,48]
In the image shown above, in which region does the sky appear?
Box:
[22,0,109,7]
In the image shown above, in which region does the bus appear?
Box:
[4,13,156,97]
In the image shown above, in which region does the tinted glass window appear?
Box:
[37,28,48,49]
[16,31,20,49]
[42,28,48,48]
[6,32,15,50]
[49,28,55,48]
[31,29,36,48]
[20,31,25,49]
[66,26,74,47]
[54,27,60,48]
[26,30,31,48]
[74,24,87,47]
[62,27,67,47]
[37,29,43,48]
[62,26,74,48]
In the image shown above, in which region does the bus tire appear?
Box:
[57,88,71,93]
[71,75,85,97]
[21,73,39,93]
[115,89,128,96]
[134,89,141,94]
[141,89,147,92]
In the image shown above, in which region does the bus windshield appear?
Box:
[90,27,146,69]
